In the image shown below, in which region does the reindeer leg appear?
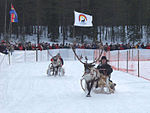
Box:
[52,67,54,75]
[86,80,95,97]
[86,81,91,97]
[54,67,57,76]
[95,81,99,88]
[90,80,94,92]
[55,67,57,75]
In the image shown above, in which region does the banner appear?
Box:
[10,4,18,23]
[74,11,93,27]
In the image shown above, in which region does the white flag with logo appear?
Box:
[74,11,93,27]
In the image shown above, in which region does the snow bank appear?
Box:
[0,53,9,71]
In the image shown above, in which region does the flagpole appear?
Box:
[9,22,12,39]
[73,11,75,42]
[4,0,7,40]
[73,25,75,40]
[9,3,12,40]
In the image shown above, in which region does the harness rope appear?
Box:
[47,50,53,57]
[80,78,86,91]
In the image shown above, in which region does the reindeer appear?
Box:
[72,45,103,97]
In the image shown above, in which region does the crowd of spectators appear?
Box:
[1,40,150,54]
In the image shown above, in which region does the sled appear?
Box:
[47,63,65,76]
[80,74,116,94]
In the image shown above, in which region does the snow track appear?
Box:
[0,61,150,113]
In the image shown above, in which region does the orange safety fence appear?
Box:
[94,49,150,81]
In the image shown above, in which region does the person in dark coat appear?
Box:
[97,56,113,77]
[97,56,116,90]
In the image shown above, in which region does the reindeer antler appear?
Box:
[89,43,104,64]
[85,56,88,61]
[72,46,85,64]
[72,43,104,65]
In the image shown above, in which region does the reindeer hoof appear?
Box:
[86,94,91,97]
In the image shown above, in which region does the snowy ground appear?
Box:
[0,60,150,113]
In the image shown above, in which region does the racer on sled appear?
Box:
[51,53,63,66]
[96,56,116,90]
[50,53,64,75]
[47,53,64,76]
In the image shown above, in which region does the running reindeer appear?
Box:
[72,44,103,97]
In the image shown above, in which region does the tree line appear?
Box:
[0,0,150,44]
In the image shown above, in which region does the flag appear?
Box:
[9,4,18,23]
[74,11,93,27]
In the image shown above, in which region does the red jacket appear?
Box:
[146,46,150,49]
[19,46,23,50]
